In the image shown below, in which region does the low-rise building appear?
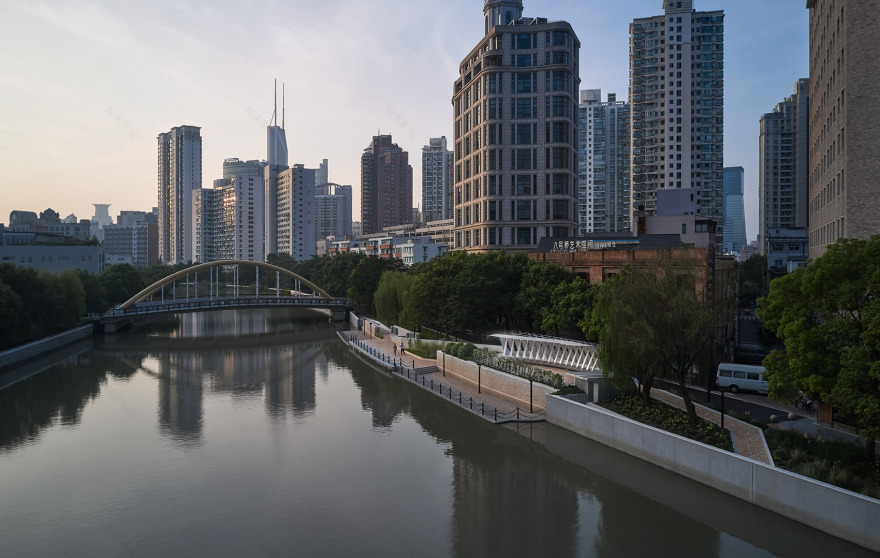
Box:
[0,245,106,274]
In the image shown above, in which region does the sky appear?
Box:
[0,0,809,242]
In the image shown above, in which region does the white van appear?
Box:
[716,363,768,394]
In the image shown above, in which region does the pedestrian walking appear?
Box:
[400,342,405,355]
[393,343,397,355]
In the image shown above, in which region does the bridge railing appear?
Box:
[103,296,350,318]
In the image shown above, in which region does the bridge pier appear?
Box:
[102,319,132,334]
[331,310,347,323]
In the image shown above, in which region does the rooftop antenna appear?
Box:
[282,82,286,130]
[270,78,277,127]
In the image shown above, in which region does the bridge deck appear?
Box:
[102,296,350,320]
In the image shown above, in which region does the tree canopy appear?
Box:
[758,236,880,460]
[592,257,715,424]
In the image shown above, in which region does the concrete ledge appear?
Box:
[438,351,554,411]
[545,394,880,552]
[0,325,94,370]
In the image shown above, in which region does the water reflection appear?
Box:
[0,309,874,557]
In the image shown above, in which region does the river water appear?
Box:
[0,310,871,557]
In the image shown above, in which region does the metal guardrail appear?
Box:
[342,333,545,424]
[103,296,350,318]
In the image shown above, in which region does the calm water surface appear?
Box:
[0,310,871,557]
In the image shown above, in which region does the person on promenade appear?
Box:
[400,342,405,355]
[393,343,397,355]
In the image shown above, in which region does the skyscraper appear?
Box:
[421,137,454,222]
[806,1,880,258]
[194,159,266,263]
[276,165,316,261]
[578,90,631,235]
[265,83,288,258]
[316,184,353,240]
[452,0,580,251]
[629,1,724,244]
[158,125,202,264]
[758,79,809,255]
[722,166,746,254]
[361,135,413,235]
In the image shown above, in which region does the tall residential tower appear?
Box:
[758,78,809,255]
[578,89,631,235]
[421,137,454,222]
[629,1,724,244]
[158,125,202,264]
[452,0,580,251]
[361,135,413,235]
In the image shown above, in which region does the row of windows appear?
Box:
[455,173,572,203]
[454,225,571,248]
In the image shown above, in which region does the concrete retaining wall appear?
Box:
[546,395,880,552]
[0,325,94,370]
[438,351,554,411]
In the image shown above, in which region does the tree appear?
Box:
[592,257,714,424]
[514,260,575,330]
[374,271,417,329]
[101,264,146,306]
[539,277,596,339]
[348,256,404,312]
[758,236,880,462]
[0,278,26,350]
[594,269,663,403]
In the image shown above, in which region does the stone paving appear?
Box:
[651,389,774,465]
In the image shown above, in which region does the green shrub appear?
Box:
[599,394,733,452]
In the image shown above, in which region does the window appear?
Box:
[551,174,569,194]
[514,149,534,170]
[515,98,535,119]
[516,227,533,245]
[550,51,569,64]
[682,223,687,234]
[551,96,569,117]
[515,124,532,144]
[719,370,732,378]
[549,147,569,169]
[550,30,569,47]
[516,200,532,220]
[548,71,570,92]
[515,175,533,195]
[515,54,533,67]
[516,33,532,49]
[515,73,535,93]
[552,199,568,220]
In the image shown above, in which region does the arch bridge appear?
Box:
[101,260,349,327]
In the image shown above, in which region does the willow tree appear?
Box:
[594,257,715,425]
[594,269,662,403]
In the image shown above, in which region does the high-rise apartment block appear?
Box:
[158,125,202,264]
[629,1,724,245]
[361,135,413,235]
[578,90,631,235]
[806,0,880,257]
[276,165,316,261]
[194,159,266,263]
[758,79,809,255]
[721,166,747,254]
[316,183,353,241]
[452,0,580,251]
[421,137,454,222]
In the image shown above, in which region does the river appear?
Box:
[0,309,871,557]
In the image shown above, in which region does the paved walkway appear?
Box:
[651,389,774,465]
[340,330,531,422]
[341,329,773,463]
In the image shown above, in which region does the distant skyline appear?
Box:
[0,0,809,242]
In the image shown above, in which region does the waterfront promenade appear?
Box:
[340,327,774,463]
[340,330,542,423]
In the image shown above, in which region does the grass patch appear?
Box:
[599,394,733,452]
[764,428,880,498]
